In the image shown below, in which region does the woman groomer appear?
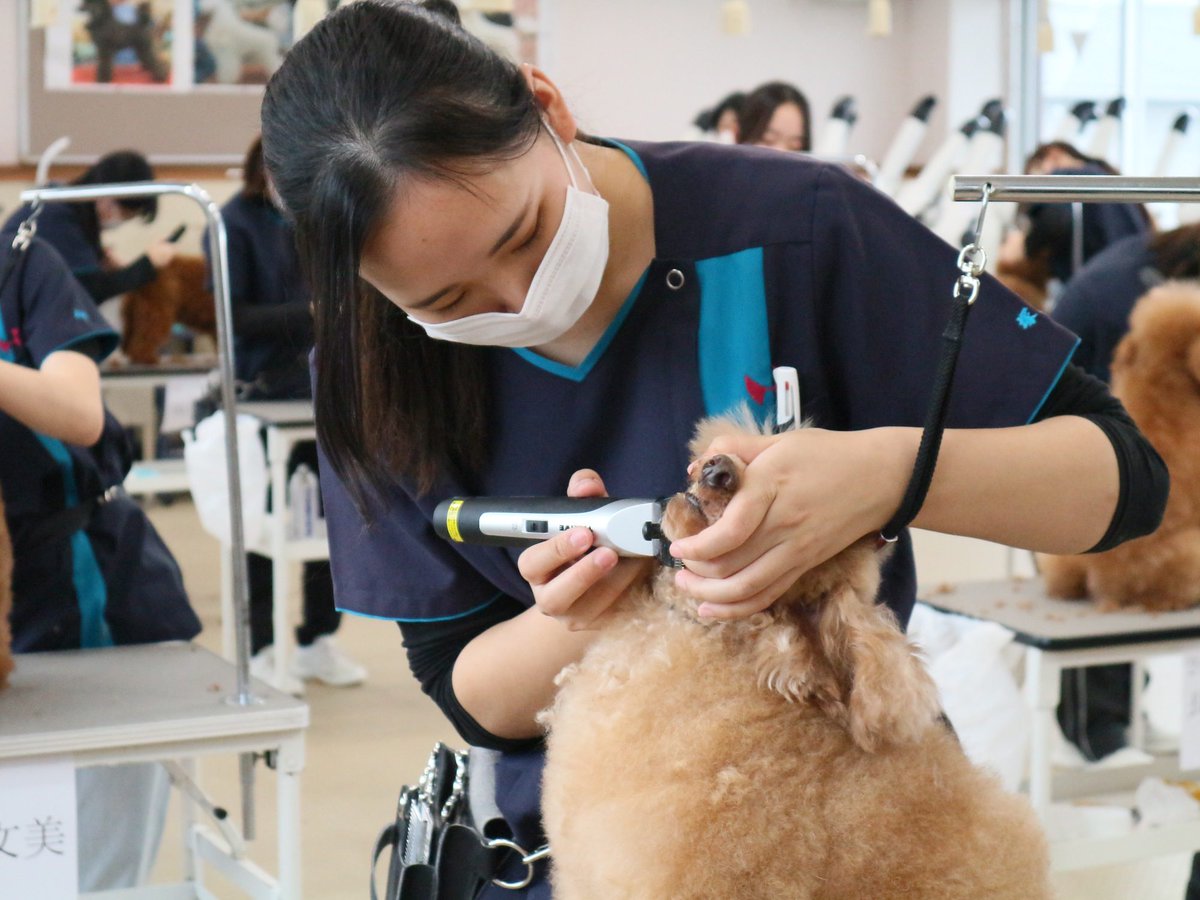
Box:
[1,150,178,303]
[261,2,1167,895]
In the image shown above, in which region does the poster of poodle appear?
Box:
[194,0,292,87]
[75,0,174,85]
[41,0,541,92]
[43,0,175,88]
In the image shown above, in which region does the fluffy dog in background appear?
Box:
[0,485,14,689]
[121,256,216,364]
[1041,282,1200,610]
[79,0,169,84]
[196,0,283,85]
[541,414,1051,899]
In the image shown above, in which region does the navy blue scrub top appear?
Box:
[0,236,199,652]
[0,236,117,518]
[1051,233,1158,384]
[1025,164,1150,283]
[2,201,104,279]
[204,193,309,384]
[316,140,1081,891]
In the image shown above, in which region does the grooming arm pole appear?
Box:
[954,174,1200,204]
[20,180,260,836]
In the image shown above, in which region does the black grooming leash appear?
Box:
[879,188,992,544]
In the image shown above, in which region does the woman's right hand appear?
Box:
[146,240,178,269]
[517,469,648,631]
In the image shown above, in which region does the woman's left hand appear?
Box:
[667,427,916,620]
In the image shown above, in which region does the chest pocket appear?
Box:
[694,247,774,422]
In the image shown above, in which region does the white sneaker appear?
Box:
[250,645,306,697]
[290,636,367,687]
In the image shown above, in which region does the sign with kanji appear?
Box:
[0,758,77,899]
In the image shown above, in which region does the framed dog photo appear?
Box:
[193,0,293,89]
[44,0,178,90]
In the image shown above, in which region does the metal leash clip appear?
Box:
[12,200,44,252]
[487,839,551,891]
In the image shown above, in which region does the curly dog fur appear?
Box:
[541,413,1051,899]
[0,485,13,689]
[1041,281,1200,610]
[120,256,216,364]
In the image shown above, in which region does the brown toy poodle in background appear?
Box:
[541,413,1051,899]
[0,485,14,688]
[1041,282,1200,610]
[120,256,216,364]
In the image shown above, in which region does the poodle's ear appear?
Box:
[818,592,942,752]
[1112,332,1138,376]
[752,616,847,722]
[1187,336,1200,386]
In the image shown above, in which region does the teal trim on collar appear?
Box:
[511,267,649,382]
[605,139,649,183]
[338,593,503,623]
[48,327,120,364]
[1026,337,1081,424]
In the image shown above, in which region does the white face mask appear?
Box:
[408,125,610,348]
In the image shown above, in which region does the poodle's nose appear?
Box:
[701,455,735,491]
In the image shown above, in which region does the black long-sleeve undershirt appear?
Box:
[231,298,313,346]
[74,256,157,303]
[1031,365,1168,553]
[398,364,1169,750]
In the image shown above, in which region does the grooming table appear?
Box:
[101,359,216,461]
[217,402,328,691]
[0,642,309,898]
[922,578,1200,871]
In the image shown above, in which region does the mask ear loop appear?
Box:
[541,116,600,197]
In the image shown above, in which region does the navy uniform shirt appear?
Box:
[316,141,1080,890]
[1051,233,1158,383]
[0,237,199,651]
[0,237,118,518]
[1024,164,1151,283]
[2,201,158,304]
[2,202,104,275]
[205,193,310,385]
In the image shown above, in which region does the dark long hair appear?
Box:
[70,149,157,252]
[693,91,746,133]
[737,81,811,151]
[241,136,269,203]
[1020,161,1154,282]
[1149,222,1200,280]
[261,0,541,511]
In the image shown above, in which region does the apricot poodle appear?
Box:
[121,255,216,364]
[1041,282,1200,610]
[541,413,1051,899]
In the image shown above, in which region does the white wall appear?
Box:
[0,6,22,166]
[1,0,1010,169]
[542,0,1008,166]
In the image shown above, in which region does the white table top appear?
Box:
[237,401,315,427]
[101,359,216,380]
[921,578,1200,650]
[0,643,308,760]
